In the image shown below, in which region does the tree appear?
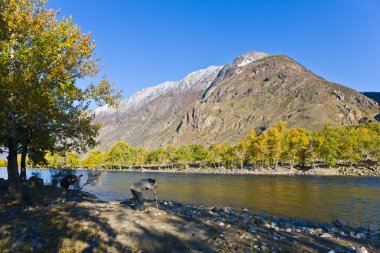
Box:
[81,150,103,169]
[0,0,121,199]
[107,141,133,169]
[0,159,7,167]
[207,144,223,169]
[164,145,177,169]
[317,125,341,167]
[174,145,192,167]
[363,123,380,162]
[146,148,166,165]
[267,122,287,168]
[282,128,309,168]
[189,144,208,163]
[220,143,238,169]
[65,152,80,168]
[248,132,269,167]
[134,148,146,169]
[45,152,64,168]
[235,140,249,170]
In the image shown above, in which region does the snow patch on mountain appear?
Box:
[234,51,268,68]
[95,65,223,116]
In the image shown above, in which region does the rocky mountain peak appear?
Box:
[95,65,222,117]
[231,51,269,68]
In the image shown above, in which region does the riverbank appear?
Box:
[115,165,380,177]
[4,165,379,177]
[0,187,378,253]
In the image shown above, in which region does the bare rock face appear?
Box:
[94,52,379,149]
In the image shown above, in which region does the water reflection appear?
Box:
[0,169,379,228]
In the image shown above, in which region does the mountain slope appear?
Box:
[94,52,379,149]
[93,66,223,150]
[362,92,380,104]
[173,53,379,146]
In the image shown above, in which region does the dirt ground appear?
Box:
[0,187,379,253]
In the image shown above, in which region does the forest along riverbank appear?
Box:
[109,166,380,176]
[0,188,378,253]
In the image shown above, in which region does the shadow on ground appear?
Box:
[0,185,378,253]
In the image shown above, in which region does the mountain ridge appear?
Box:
[94,52,379,150]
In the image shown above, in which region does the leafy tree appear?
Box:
[235,140,249,169]
[362,123,380,162]
[146,147,166,165]
[338,127,369,166]
[134,148,146,169]
[220,143,238,169]
[65,152,80,168]
[248,132,269,166]
[207,144,223,169]
[45,152,64,169]
[107,141,133,169]
[0,0,120,199]
[174,145,192,167]
[267,122,287,168]
[317,125,341,167]
[81,150,103,169]
[282,128,310,168]
[164,145,177,169]
[189,144,208,163]
[0,159,7,167]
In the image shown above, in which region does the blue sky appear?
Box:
[47,0,380,97]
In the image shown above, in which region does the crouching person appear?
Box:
[130,178,157,211]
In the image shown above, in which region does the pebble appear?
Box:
[320,233,333,238]
[285,228,292,232]
[356,247,368,253]
[240,232,253,240]
[355,232,366,239]
[219,222,225,227]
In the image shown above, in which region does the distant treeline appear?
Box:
[3,122,379,170]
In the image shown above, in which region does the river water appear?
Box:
[1,168,379,229]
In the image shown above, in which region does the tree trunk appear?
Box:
[20,142,28,181]
[7,132,22,201]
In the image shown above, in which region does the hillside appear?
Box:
[94,52,380,149]
[93,66,222,150]
[362,92,380,104]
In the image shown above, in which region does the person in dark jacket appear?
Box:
[130,178,157,211]
[60,174,83,189]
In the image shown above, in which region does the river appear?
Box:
[1,168,379,229]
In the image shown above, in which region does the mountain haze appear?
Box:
[94,52,379,150]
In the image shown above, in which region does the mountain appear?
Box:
[94,52,379,150]
[93,65,223,150]
[362,92,380,104]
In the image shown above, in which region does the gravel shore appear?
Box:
[0,188,379,252]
